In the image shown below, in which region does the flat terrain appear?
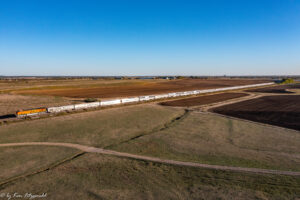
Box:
[0,94,72,117]
[10,78,269,98]
[247,83,300,93]
[0,146,79,182]
[1,80,300,199]
[160,92,248,107]
[0,104,184,147]
[111,110,300,171]
[1,153,299,200]
[1,104,299,171]
[212,95,300,131]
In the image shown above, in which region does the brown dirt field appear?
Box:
[212,95,300,131]
[246,83,300,94]
[14,79,270,98]
[160,93,249,107]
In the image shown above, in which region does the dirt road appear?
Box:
[1,142,299,176]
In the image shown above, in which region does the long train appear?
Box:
[16,82,273,118]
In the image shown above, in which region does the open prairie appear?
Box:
[212,95,300,131]
[0,104,300,199]
[160,92,248,107]
[1,153,299,200]
[1,104,300,171]
[0,146,79,182]
[1,80,300,199]
[8,78,270,98]
[0,104,184,147]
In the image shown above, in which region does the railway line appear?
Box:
[13,82,273,118]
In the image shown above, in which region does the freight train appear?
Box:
[15,82,273,118]
[16,108,47,118]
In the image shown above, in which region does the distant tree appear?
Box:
[280,78,294,84]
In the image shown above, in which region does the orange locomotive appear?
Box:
[16,108,47,117]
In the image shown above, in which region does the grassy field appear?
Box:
[0,104,184,147]
[1,103,299,171]
[0,146,79,182]
[1,153,299,200]
[1,102,300,199]
[110,111,300,171]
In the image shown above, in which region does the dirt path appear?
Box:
[1,142,300,176]
[198,92,261,112]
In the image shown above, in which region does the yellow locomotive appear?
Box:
[16,108,47,118]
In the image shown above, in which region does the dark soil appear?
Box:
[212,95,300,131]
[19,79,269,98]
[160,93,249,107]
[246,83,300,93]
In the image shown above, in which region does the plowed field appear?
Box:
[16,79,269,98]
[212,95,300,131]
[247,83,300,93]
[160,93,248,107]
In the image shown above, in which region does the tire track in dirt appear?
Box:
[1,142,300,176]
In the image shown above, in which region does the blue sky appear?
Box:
[0,0,299,76]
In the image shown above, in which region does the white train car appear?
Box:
[74,102,100,110]
[121,97,139,104]
[47,105,75,113]
[139,96,150,101]
[148,95,156,100]
[100,99,121,106]
[154,94,169,99]
[168,93,178,97]
[43,82,274,115]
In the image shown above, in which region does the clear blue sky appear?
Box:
[1,0,299,76]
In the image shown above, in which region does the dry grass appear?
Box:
[0,146,79,181]
[1,153,299,200]
[0,104,300,199]
[111,111,300,171]
[0,104,184,147]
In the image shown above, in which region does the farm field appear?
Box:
[9,78,270,98]
[160,92,248,107]
[246,83,300,93]
[0,94,72,117]
[1,153,299,200]
[1,91,300,199]
[212,95,300,131]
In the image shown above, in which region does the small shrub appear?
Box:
[84,98,98,103]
